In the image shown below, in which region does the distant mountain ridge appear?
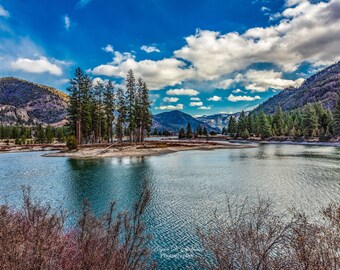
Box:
[255,62,340,114]
[0,77,68,126]
[197,112,241,132]
[152,110,219,133]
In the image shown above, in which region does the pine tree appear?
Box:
[103,81,115,143]
[116,88,127,143]
[237,111,247,136]
[273,105,284,135]
[302,103,318,137]
[228,116,237,137]
[140,81,152,142]
[259,111,272,139]
[186,123,193,139]
[178,128,185,139]
[333,95,340,136]
[126,69,136,143]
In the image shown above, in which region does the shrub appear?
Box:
[0,187,155,270]
[66,135,78,150]
[196,198,340,270]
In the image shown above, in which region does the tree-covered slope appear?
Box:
[255,62,340,114]
[0,77,68,126]
[152,110,219,133]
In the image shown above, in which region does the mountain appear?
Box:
[197,112,241,132]
[152,110,219,133]
[255,62,340,114]
[0,77,68,126]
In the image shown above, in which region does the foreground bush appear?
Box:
[196,198,340,270]
[0,188,155,270]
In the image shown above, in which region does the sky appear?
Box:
[0,0,339,116]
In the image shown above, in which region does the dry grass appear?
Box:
[196,198,340,270]
[0,187,155,270]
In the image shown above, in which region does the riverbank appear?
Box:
[0,144,66,153]
[44,141,256,159]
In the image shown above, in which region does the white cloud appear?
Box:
[11,57,63,76]
[207,95,222,101]
[89,0,340,92]
[156,104,184,110]
[163,97,179,103]
[64,15,71,31]
[166,88,199,96]
[174,0,340,79]
[141,45,160,53]
[0,5,9,17]
[190,101,203,107]
[190,97,201,101]
[232,89,243,93]
[261,6,271,12]
[91,57,194,90]
[227,94,261,102]
[242,69,304,92]
[102,44,114,53]
[199,106,211,110]
[215,79,234,89]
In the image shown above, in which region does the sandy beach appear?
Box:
[43,141,257,159]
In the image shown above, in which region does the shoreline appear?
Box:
[1,138,339,157]
[43,141,257,159]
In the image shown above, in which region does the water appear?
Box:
[0,144,339,269]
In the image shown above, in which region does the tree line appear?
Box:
[226,97,340,140]
[0,125,69,145]
[68,68,152,144]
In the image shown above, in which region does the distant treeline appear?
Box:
[68,68,152,144]
[225,98,340,140]
[0,125,69,144]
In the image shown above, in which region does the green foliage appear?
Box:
[259,111,272,139]
[66,136,78,150]
[333,95,340,136]
[67,68,152,144]
[186,123,193,138]
[178,128,186,139]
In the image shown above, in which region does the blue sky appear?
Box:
[0,0,339,115]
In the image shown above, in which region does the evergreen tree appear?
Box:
[104,81,115,143]
[178,128,186,139]
[203,127,208,136]
[140,81,152,142]
[186,123,193,139]
[116,88,127,142]
[259,111,272,139]
[302,103,318,137]
[333,95,340,136]
[126,69,136,143]
[273,105,284,135]
[228,116,237,137]
[237,111,247,136]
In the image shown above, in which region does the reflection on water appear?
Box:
[0,144,339,269]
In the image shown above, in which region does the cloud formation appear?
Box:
[207,95,222,101]
[141,45,160,53]
[64,15,71,31]
[102,44,114,53]
[227,94,261,102]
[91,58,194,90]
[163,97,179,103]
[189,101,203,107]
[156,104,184,110]
[11,57,63,76]
[166,88,199,96]
[241,69,304,92]
[0,5,9,17]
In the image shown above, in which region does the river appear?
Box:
[0,144,339,269]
